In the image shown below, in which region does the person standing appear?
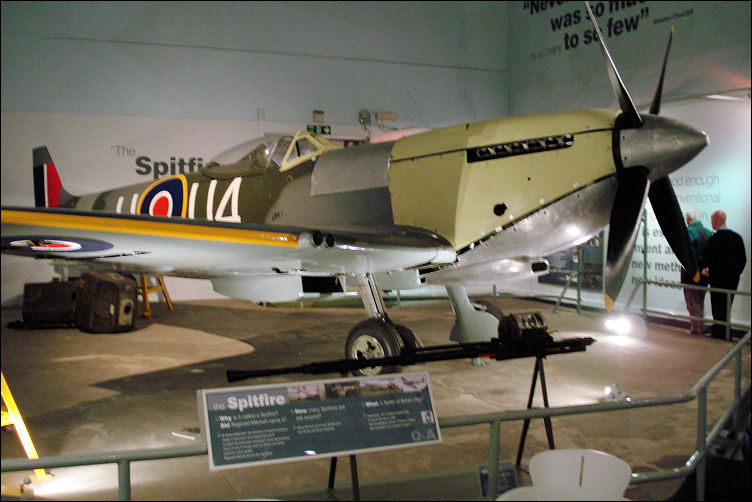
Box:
[682,210,712,335]
[701,210,747,339]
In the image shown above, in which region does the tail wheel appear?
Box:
[345,318,404,376]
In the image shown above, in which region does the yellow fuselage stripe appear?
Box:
[1,209,299,247]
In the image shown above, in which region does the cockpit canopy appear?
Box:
[201,131,341,179]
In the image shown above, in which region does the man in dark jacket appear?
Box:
[701,210,747,339]
[682,210,712,335]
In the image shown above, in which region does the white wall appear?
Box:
[1,1,508,127]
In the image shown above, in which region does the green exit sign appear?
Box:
[306,124,332,135]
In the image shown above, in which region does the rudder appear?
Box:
[33,146,73,208]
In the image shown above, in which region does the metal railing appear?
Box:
[625,278,751,339]
[551,269,583,313]
[3,331,749,501]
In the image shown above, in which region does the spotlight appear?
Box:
[603,383,632,402]
[605,316,631,335]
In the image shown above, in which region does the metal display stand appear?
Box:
[328,370,362,501]
[328,455,361,501]
[515,356,556,466]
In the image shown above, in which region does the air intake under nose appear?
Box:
[532,261,548,273]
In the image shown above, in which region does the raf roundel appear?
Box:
[137,175,188,217]
[1,236,114,254]
[12,239,81,252]
[149,190,174,216]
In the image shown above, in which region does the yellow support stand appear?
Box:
[138,274,174,318]
[1,372,51,482]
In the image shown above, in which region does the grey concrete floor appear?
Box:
[1,296,749,500]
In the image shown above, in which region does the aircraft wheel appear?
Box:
[394,324,424,354]
[474,299,505,321]
[345,318,404,376]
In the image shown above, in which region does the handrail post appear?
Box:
[576,246,583,313]
[488,419,501,500]
[118,459,131,501]
[696,388,707,501]
[733,350,743,430]
[553,274,573,313]
[642,214,648,320]
[725,291,731,340]
[734,351,741,400]
[624,278,642,312]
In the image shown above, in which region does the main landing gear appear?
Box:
[346,274,502,376]
[345,274,423,376]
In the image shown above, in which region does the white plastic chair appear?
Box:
[496,485,539,500]
[529,448,632,501]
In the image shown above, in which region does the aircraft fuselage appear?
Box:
[57,108,625,264]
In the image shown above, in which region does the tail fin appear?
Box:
[33,146,74,208]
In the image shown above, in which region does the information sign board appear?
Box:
[199,372,441,470]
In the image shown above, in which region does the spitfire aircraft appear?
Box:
[1,3,708,375]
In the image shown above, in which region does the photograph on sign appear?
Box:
[199,372,441,470]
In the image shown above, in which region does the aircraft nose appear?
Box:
[618,115,708,180]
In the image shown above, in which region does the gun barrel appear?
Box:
[225,336,594,382]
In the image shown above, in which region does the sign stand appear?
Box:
[327,369,361,501]
[327,455,361,501]
[515,356,556,466]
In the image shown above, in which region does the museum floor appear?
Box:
[1,295,749,501]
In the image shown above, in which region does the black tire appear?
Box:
[473,299,505,321]
[394,324,424,353]
[345,318,404,376]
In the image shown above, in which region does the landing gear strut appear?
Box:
[347,275,502,375]
[346,273,422,376]
[446,285,501,343]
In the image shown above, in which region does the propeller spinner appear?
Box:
[583,2,709,311]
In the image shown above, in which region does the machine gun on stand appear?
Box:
[227,311,594,380]
[225,312,596,498]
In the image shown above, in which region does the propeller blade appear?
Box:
[584,1,643,127]
[648,177,699,281]
[649,27,674,115]
[604,167,650,311]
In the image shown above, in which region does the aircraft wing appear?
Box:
[1,206,456,300]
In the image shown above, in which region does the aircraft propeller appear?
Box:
[583,2,705,311]
[644,27,700,286]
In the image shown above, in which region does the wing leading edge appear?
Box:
[1,206,456,280]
